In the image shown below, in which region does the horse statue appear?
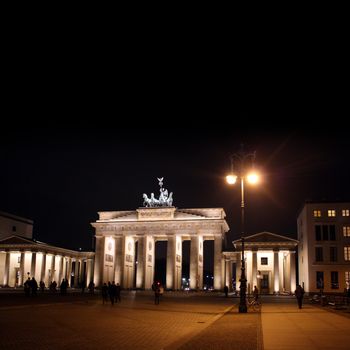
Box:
[167,192,173,206]
[143,193,152,207]
[142,178,174,207]
[150,193,160,206]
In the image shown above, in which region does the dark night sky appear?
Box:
[1,118,349,255]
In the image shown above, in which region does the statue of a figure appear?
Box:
[142,177,174,207]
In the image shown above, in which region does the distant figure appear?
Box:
[81,281,85,294]
[39,280,45,293]
[115,283,121,303]
[224,285,229,298]
[31,277,38,296]
[102,283,108,304]
[253,285,259,302]
[88,281,95,295]
[154,283,161,305]
[24,277,31,296]
[295,284,305,309]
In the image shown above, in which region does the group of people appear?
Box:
[101,281,121,305]
[24,277,38,296]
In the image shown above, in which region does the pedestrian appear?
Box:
[88,280,95,295]
[295,284,305,309]
[253,285,259,302]
[102,283,108,304]
[115,283,121,303]
[40,280,45,293]
[224,285,229,297]
[154,284,161,305]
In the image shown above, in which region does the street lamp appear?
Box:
[226,145,259,313]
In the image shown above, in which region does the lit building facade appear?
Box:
[91,207,229,289]
[0,212,94,288]
[223,232,298,294]
[297,201,350,293]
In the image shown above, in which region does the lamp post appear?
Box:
[226,146,259,313]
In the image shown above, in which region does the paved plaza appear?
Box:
[0,291,350,349]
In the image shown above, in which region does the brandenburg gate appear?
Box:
[91,178,229,290]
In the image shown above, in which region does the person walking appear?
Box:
[102,283,108,304]
[154,284,161,305]
[224,285,229,298]
[295,284,305,309]
[253,285,259,302]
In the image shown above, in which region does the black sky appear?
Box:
[1,120,349,253]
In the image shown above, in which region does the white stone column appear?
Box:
[66,258,72,286]
[41,253,47,283]
[273,250,279,293]
[224,259,230,288]
[190,236,199,290]
[58,256,64,284]
[3,252,10,286]
[86,258,93,285]
[79,259,84,286]
[122,236,135,289]
[114,236,123,285]
[74,259,80,287]
[93,236,105,287]
[166,235,176,289]
[50,255,56,283]
[19,252,25,285]
[31,252,37,279]
[252,250,257,289]
[290,251,296,292]
[174,235,182,290]
[136,237,144,289]
[143,236,154,289]
[213,235,222,290]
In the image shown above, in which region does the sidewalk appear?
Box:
[261,300,350,349]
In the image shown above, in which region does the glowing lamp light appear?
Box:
[247,172,259,184]
[226,174,237,184]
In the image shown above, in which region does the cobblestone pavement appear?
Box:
[0,291,243,350]
[1,291,349,350]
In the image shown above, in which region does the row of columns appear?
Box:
[229,250,296,294]
[2,251,94,288]
[94,234,224,290]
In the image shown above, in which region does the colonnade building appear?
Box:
[0,211,94,288]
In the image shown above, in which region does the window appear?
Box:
[330,247,337,262]
[345,272,350,289]
[344,246,350,261]
[316,225,336,240]
[17,257,21,263]
[343,226,350,237]
[329,225,336,240]
[316,271,324,289]
[12,226,16,232]
[331,271,339,289]
[313,210,321,217]
[322,225,329,240]
[261,257,268,265]
[315,247,323,262]
[328,210,336,217]
[342,209,350,217]
[315,225,322,241]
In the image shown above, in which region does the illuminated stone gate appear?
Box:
[91,206,229,290]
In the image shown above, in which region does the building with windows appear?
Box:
[297,201,350,293]
[223,232,298,295]
[0,211,94,288]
